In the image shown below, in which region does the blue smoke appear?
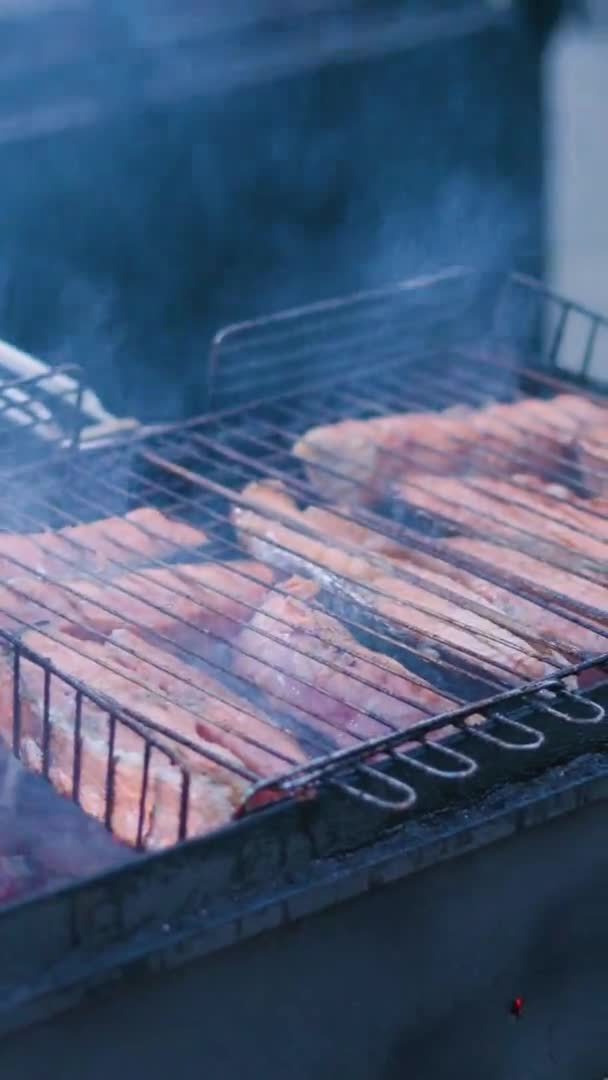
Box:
[0,2,540,420]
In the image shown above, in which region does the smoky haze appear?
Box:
[0,1,541,422]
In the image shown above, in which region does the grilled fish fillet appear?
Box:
[293,393,606,502]
[398,550,607,659]
[0,627,303,849]
[468,395,606,476]
[445,537,608,625]
[100,628,305,776]
[232,481,570,684]
[232,479,380,582]
[0,508,207,581]
[234,575,456,747]
[36,624,302,775]
[393,475,608,570]
[293,411,476,503]
[508,473,608,522]
[0,656,246,852]
[237,479,605,656]
[0,560,275,660]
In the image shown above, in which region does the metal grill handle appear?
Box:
[0,338,140,448]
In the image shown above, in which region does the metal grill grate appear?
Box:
[0,271,607,852]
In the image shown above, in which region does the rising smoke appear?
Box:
[0,1,543,421]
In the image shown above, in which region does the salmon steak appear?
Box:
[445,537,608,627]
[231,481,571,684]
[0,559,275,661]
[293,393,606,502]
[393,474,608,572]
[0,626,305,849]
[0,508,207,581]
[233,575,458,748]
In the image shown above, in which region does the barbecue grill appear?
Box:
[0,269,607,1079]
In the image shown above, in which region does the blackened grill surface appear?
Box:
[0,273,606,871]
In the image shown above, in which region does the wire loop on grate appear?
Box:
[534,688,606,725]
[389,741,477,780]
[468,713,546,751]
[333,764,418,814]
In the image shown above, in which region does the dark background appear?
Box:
[0,2,569,420]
